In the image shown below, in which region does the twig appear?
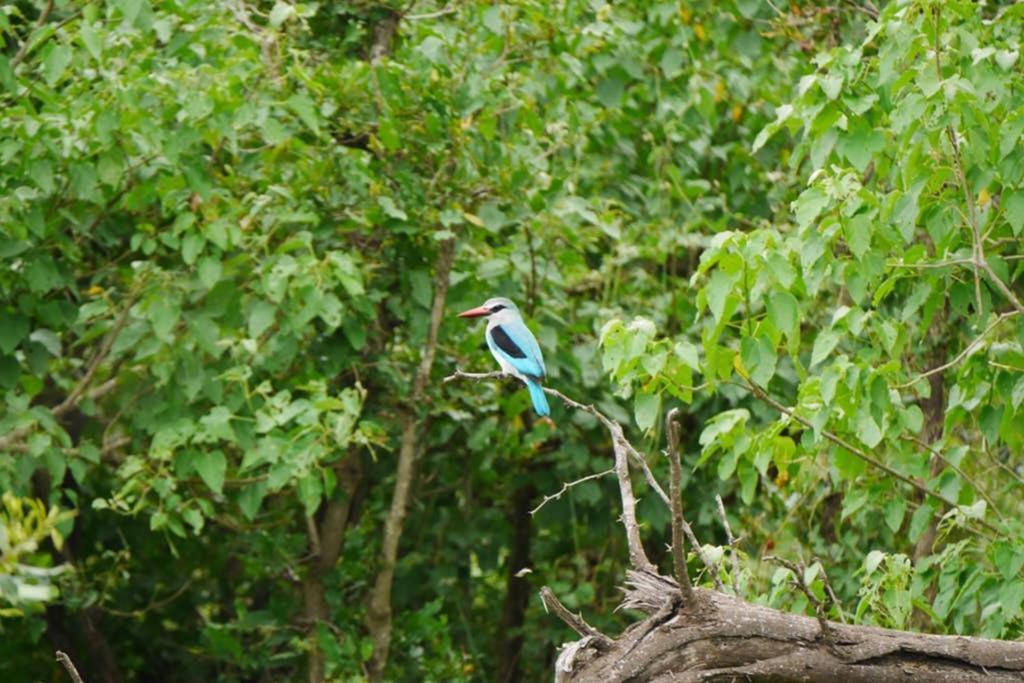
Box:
[715,494,741,596]
[895,312,1018,389]
[0,295,135,452]
[530,468,615,516]
[765,556,831,636]
[11,0,54,68]
[814,557,847,624]
[901,435,1005,521]
[665,409,694,599]
[539,586,613,649]
[735,376,998,534]
[55,651,85,683]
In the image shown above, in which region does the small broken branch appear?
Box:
[540,586,612,650]
[765,555,832,635]
[55,651,85,683]
[665,409,693,599]
[715,494,741,596]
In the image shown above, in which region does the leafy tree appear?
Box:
[0,0,1022,681]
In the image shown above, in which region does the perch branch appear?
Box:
[665,409,693,599]
[540,586,612,649]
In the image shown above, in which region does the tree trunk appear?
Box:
[366,238,456,679]
[496,481,536,682]
[556,572,1024,683]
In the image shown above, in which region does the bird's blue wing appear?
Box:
[487,322,545,379]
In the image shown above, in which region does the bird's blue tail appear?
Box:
[526,379,550,417]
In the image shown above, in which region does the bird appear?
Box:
[457,297,550,417]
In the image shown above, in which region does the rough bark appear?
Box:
[366,238,456,679]
[556,574,1024,683]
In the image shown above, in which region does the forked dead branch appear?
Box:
[445,370,1024,682]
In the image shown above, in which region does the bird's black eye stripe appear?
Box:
[489,304,506,312]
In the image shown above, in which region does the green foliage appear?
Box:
[1,0,1023,680]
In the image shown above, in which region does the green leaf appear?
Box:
[268,2,294,27]
[634,391,660,431]
[706,270,734,322]
[248,301,276,338]
[1004,190,1024,236]
[287,94,320,135]
[793,187,829,230]
[0,312,29,354]
[298,470,323,517]
[766,291,798,335]
[884,497,906,533]
[196,450,227,494]
[43,44,72,85]
[810,330,840,368]
[855,410,883,448]
[865,550,885,575]
[833,447,866,480]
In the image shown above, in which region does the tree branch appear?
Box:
[735,376,998,534]
[665,409,693,599]
[540,587,612,649]
[55,651,85,683]
[366,238,455,680]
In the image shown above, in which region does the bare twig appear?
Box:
[715,494,741,596]
[735,376,998,534]
[539,586,612,649]
[895,311,1018,389]
[665,409,694,599]
[813,557,847,624]
[55,651,85,683]
[530,468,615,516]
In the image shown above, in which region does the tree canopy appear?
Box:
[2,0,1024,681]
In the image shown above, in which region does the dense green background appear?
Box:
[2,0,1024,681]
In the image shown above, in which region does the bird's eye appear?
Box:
[490,304,506,312]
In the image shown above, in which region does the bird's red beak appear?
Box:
[457,306,490,318]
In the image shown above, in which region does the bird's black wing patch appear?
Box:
[489,325,528,359]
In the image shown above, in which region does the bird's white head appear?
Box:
[456,297,519,319]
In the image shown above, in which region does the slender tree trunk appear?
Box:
[496,481,536,682]
[366,238,456,679]
[304,454,363,683]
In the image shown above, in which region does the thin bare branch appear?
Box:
[894,311,1018,389]
[665,409,693,599]
[530,468,615,516]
